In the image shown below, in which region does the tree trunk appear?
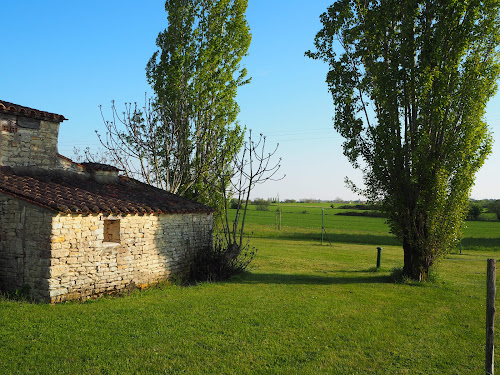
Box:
[402,238,429,281]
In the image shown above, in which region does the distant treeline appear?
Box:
[466,200,500,222]
[248,198,366,204]
[229,198,500,222]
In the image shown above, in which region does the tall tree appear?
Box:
[145,0,251,212]
[307,0,500,280]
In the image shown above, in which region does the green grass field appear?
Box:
[237,203,500,249]
[1,203,499,374]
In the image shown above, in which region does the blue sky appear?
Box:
[2,1,499,200]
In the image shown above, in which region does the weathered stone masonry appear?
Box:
[0,191,213,303]
[48,212,212,302]
[0,113,60,169]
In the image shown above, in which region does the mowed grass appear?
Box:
[1,204,500,374]
[239,203,499,250]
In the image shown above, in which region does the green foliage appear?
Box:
[0,285,32,302]
[183,238,257,284]
[255,205,270,212]
[486,200,500,221]
[253,198,270,211]
[466,203,483,221]
[308,0,500,280]
[229,199,241,210]
[145,0,251,213]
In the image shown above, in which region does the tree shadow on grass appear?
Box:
[461,237,500,249]
[234,272,393,286]
[258,232,401,247]
[259,233,500,250]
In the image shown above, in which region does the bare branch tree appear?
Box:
[94,98,165,188]
[220,130,285,257]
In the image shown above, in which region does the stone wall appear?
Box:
[0,193,54,301]
[48,212,213,302]
[0,193,213,302]
[0,113,60,168]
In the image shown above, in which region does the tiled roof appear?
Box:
[0,167,213,215]
[0,101,67,122]
[80,162,121,172]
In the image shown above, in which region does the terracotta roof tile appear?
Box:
[0,167,213,215]
[0,101,67,122]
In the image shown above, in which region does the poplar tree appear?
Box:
[145,0,251,212]
[307,0,500,280]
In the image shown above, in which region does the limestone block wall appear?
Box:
[0,193,54,301]
[0,113,60,168]
[48,212,213,303]
[0,194,213,302]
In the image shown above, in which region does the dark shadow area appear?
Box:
[447,252,495,259]
[258,232,500,250]
[461,237,500,249]
[0,199,54,303]
[256,232,401,246]
[334,268,388,274]
[232,272,393,285]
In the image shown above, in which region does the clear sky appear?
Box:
[2,1,499,201]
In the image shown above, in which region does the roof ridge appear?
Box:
[0,100,67,122]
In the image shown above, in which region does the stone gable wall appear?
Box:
[0,113,60,168]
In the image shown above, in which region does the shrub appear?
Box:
[256,204,270,211]
[487,200,500,221]
[254,199,270,211]
[183,239,257,284]
[466,203,482,221]
[230,200,241,209]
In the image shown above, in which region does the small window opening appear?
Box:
[104,219,120,243]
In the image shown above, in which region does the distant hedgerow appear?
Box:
[338,204,379,210]
[335,211,385,218]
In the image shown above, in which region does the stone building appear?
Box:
[0,101,213,302]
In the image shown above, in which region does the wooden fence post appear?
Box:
[486,258,496,375]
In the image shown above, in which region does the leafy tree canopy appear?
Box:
[145,0,251,212]
[307,0,500,280]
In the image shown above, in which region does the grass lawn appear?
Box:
[1,204,499,374]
